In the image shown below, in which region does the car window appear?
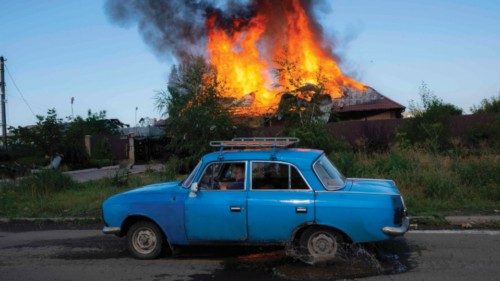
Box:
[182,161,201,188]
[251,162,309,190]
[313,155,345,190]
[291,166,308,189]
[198,162,245,190]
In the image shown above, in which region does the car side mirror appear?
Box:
[189,182,198,198]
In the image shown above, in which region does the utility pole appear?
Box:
[135,106,138,126]
[0,56,7,149]
[70,97,75,119]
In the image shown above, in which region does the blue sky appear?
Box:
[1,0,499,127]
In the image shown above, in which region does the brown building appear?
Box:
[331,88,405,121]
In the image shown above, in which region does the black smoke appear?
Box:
[105,0,254,60]
[105,0,331,62]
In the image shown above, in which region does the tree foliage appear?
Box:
[273,50,337,153]
[9,109,119,168]
[66,110,118,139]
[470,93,500,114]
[10,108,64,156]
[156,56,240,172]
[64,110,119,168]
[398,82,463,152]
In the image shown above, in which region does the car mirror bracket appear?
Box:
[189,182,198,198]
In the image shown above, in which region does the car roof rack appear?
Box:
[210,137,300,149]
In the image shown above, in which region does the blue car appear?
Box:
[102,138,408,261]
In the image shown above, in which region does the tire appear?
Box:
[299,227,343,264]
[127,221,164,259]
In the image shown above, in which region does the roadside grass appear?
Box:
[1,148,498,219]
[0,169,182,218]
[329,148,500,215]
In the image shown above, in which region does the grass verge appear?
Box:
[0,169,180,218]
[329,148,500,216]
[1,148,498,219]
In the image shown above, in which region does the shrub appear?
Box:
[328,148,499,214]
[286,123,342,154]
[397,82,462,152]
[17,169,77,198]
[480,184,500,202]
[164,156,181,180]
[90,158,114,168]
[62,142,90,169]
[8,109,118,169]
[464,115,500,151]
[422,171,456,200]
[470,94,500,114]
[9,108,64,157]
[452,155,500,187]
[374,150,413,175]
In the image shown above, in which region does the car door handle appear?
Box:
[296,207,307,213]
[230,206,241,212]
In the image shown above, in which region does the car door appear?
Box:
[184,161,248,242]
[247,161,315,242]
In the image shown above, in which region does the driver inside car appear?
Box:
[219,165,245,190]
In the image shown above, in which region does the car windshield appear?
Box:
[181,161,201,188]
[313,155,346,190]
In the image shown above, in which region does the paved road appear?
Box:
[64,164,164,183]
[0,227,498,281]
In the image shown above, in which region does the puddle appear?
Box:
[190,238,413,281]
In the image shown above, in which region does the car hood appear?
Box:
[346,178,400,195]
[105,181,183,203]
[121,181,182,195]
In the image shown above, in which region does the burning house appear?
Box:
[331,88,405,121]
[107,0,404,122]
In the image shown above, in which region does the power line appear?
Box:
[4,65,37,117]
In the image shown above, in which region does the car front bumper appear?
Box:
[102,226,121,235]
[382,217,410,236]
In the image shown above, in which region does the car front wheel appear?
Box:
[299,227,343,264]
[127,221,164,259]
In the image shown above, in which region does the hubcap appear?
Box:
[132,227,157,255]
[307,231,338,259]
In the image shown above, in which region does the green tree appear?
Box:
[65,110,118,138]
[9,109,119,168]
[470,93,500,114]
[398,82,462,152]
[63,110,119,168]
[10,108,64,156]
[155,56,239,171]
[273,50,337,153]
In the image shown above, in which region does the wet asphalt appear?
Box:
[0,224,499,281]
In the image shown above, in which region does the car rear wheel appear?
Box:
[127,221,164,259]
[299,227,343,264]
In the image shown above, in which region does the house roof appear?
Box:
[332,88,405,113]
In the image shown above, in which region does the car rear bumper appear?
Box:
[102,226,121,235]
[382,217,409,236]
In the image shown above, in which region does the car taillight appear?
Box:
[391,195,405,225]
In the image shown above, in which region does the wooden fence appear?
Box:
[252,113,498,149]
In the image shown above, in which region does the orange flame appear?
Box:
[206,0,365,115]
